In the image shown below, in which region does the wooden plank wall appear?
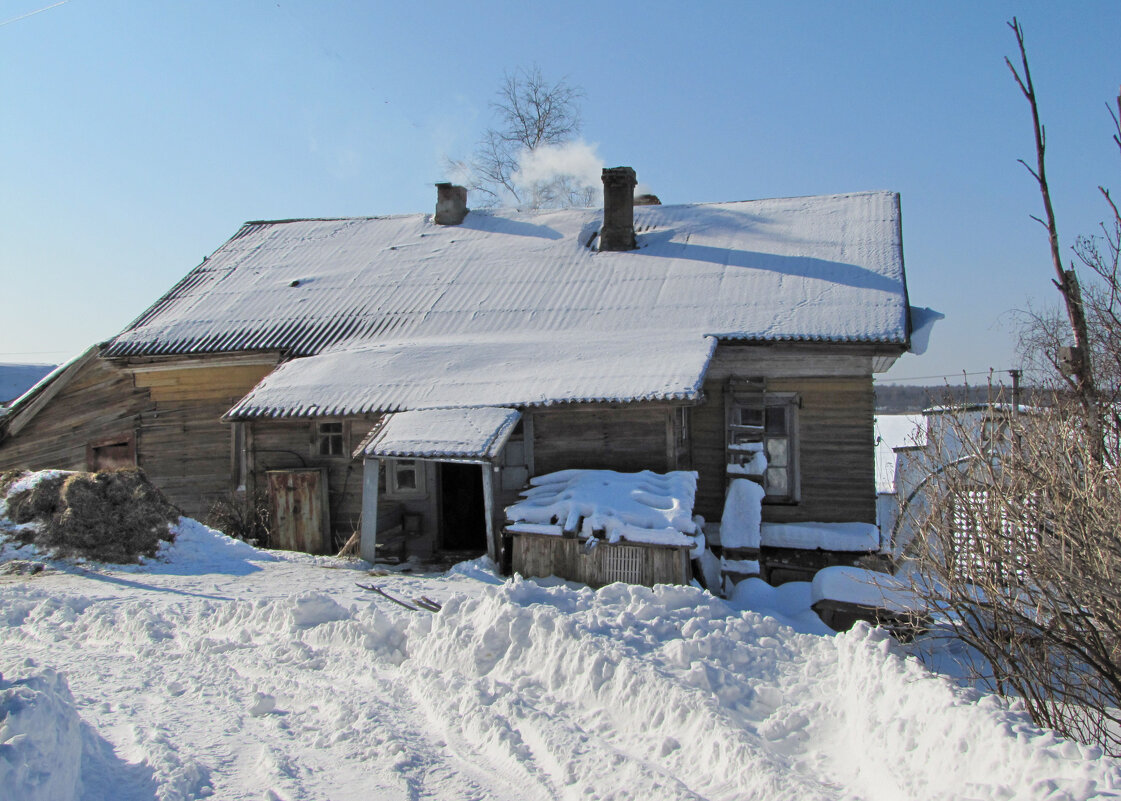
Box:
[134,362,275,520]
[0,356,276,522]
[137,397,245,520]
[531,405,673,475]
[511,533,691,587]
[693,344,877,524]
[0,357,152,471]
[247,416,376,550]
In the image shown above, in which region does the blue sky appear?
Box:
[2,1,1119,386]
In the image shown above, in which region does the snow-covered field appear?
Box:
[2,519,1120,800]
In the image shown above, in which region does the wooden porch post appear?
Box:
[481,463,499,563]
[359,457,380,563]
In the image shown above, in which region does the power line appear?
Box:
[876,369,1019,384]
[0,350,74,356]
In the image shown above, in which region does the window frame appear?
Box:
[726,389,800,504]
[385,458,427,499]
[86,431,137,471]
[314,420,346,458]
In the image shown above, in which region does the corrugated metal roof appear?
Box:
[362,407,521,461]
[224,331,716,419]
[106,192,911,360]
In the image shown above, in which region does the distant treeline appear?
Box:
[873,384,1042,414]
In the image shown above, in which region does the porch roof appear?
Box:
[224,331,716,419]
[360,407,521,462]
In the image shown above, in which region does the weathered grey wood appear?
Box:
[693,370,875,524]
[267,468,330,553]
[247,416,376,548]
[532,406,672,475]
[511,532,691,588]
[360,457,379,563]
[481,464,499,563]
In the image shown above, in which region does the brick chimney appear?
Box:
[599,167,637,251]
[434,183,468,225]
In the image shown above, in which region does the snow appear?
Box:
[362,406,521,460]
[504,522,563,536]
[726,448,767,476]
[721,558,761,574]
[107,193,912,364]
[226,330,717,418]
[3,479,1121,799]
[719,478,765,550]
[811,566,922,614]
[0,363,55,404]
[506,469,699,547]
[906,306,945,356]
[761,521,881,552]
[874,413,925,494]
[0,664,83,801]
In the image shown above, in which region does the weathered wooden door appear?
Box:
[267,468,330,553]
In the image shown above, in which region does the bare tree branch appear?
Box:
[450,65,589,209]
[1007,17,1099,435]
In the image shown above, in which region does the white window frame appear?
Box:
[727,391,800,503]
[385,458,427,499]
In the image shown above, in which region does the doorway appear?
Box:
[439,462,486,551]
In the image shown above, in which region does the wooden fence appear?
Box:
[510,531,692,588]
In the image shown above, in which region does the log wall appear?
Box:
[530,405,675,475]
[0,355,150,472]
[0,354,276,521]
[692,344,877,523]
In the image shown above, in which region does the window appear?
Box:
[386,458,426,499]
[317,421,344,456]
[86,433,136,471]
[232,423,248,491]
[728,394,798,502]
[499,418,532,491]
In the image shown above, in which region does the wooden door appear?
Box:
[267,468,330,553]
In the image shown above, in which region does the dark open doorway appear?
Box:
[439,462,487,551]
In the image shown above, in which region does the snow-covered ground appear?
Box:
[2,518,1120,800]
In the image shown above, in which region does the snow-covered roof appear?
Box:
[107,192,911,361]
[361,407,521,462]
[225,331,715,418]
[0,364,55,404]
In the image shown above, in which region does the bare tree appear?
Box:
[449,66,592,209]
[899,21,1121,754]
[1006,20,1102,431]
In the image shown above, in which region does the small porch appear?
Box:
[356,407,524,565]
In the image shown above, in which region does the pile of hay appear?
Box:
[1,468,180,563]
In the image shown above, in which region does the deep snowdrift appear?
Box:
[1,516,1119,800]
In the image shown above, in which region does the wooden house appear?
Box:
[0,168,935,580]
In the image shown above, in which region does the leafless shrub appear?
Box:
[205,490,272,547]
[904,396,1121,753]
